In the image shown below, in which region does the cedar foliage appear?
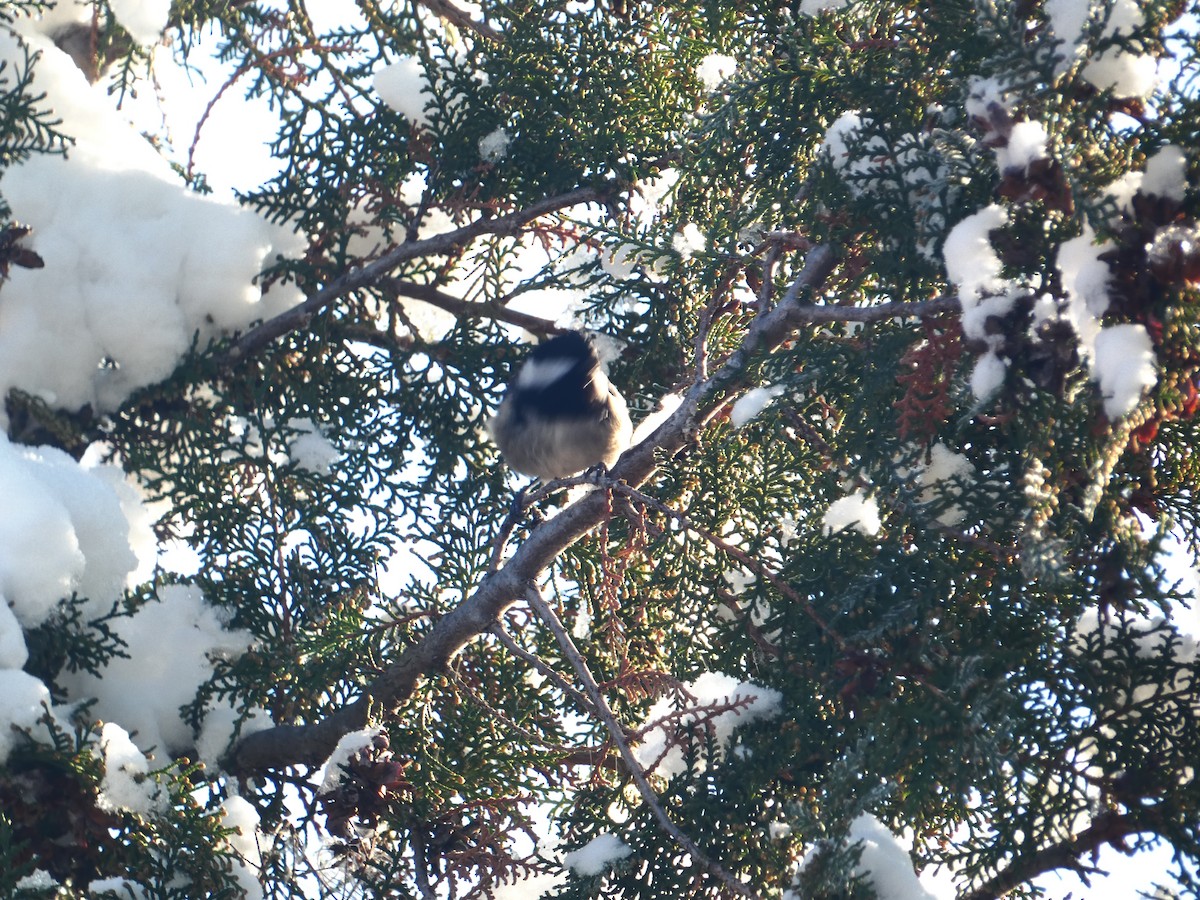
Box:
[1,1,1199,898]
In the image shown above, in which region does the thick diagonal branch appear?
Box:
[382,278,560,336]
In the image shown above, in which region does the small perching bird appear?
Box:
[488,330,633,480]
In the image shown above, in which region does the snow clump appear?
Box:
[731,385,786,428]
[634,672,782,779]
[97,722,169,816]
[673,223,706,259]
[108,0,171,45]
[286,419,342,475]
[0,26,302,424]
[1046,0,1158,98]
[823,491,882,537]
[0,435,156,628]
[0,670,56,764]
[696,53,737,90]
[563,833,634,876]
[374,56,434,126]
[61,584,256,757]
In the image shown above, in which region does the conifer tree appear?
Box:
[0,1,1198,898]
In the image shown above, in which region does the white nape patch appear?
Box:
[516,357,577,390]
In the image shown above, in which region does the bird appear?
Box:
[488,330,633,480]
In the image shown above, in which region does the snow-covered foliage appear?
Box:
[563,833,634,876]
[0,0,1198,898]
[61,584,256,757]
[1046,0,1158,97]
[696,53,737,90]
[0,435,152,627]
[823,490,882,537]
[285,418,342,475]
[96,722,168,816]
[634,672,782,779]
[0,22,301,422]
[374,56,435,127]
[914,443,975,527]
[0,670,55,764]
[730,384,785,428]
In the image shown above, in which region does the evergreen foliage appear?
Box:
[0,0,1199,898]
[0,40,68,170]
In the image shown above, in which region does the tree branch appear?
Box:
[218,184,610,366]
[413,0,505,43]
[522,585,761,900]
[788,292,959,325]
[960,809,1164,900]
[409,827,438,900]
[381,277,560,336]
[490,623,604,722]
[230,245,962,775]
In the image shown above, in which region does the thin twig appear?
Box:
[606,476,959,708]
[522,585,761,900]
[187,42,347,180]
[693,266,739,385]
[789,293,961,325]
[444,662,586,755]
[960,809,1162,900]
[409,827,437,900]
[758,243,781,314]
[489,623,603,722]
[486,489,533,573]
[414,0,504,42]
[382,278,560,337]
[551,474,848,653]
